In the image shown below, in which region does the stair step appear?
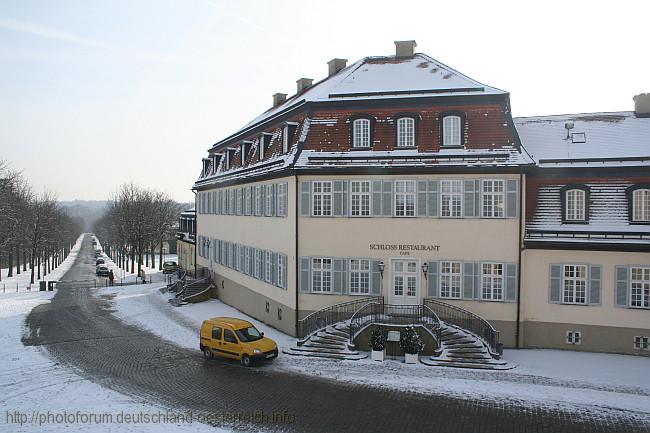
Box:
[446,353,492,360]
[442,336,474,343]
[421,359,514,370]
[282,349,367,361]
[314,333,347,343]
[444,342,484,349]
[325,329,349,339]
[288,346,358,355]
[439,357,507,365]
[446,348,488,354]
[302,342,348,351]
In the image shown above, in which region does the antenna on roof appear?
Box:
[564,121,574,140]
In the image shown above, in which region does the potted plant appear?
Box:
[369,328,387,362]
[399,326,424,364]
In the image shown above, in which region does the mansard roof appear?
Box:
[217,53,507,147]
[515,111,650,168]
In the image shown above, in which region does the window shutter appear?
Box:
[271,252,278,285]
[333,258,344,294]
[370,260,383,295]
[506,180,518,218]
[300,257,311,293]
[333,180,346,217]
[258,250,264,279]
[588,265,601,305]
[248,247,255,275]
[372,181,382,216]
[282,254,288,289]
[427,180,439,217]
[615,266,629,307]
[549,264,562,303]
[464,179,477,217]
[236,189,242,215]
[382,181,393,217]
[427,261,439,297]
[230,189,236,215]
[277,183,288,217]
[505,263,517,301]
[271,184,277,217]
[341,259,349,295]
[463,262,476,299]
[417,180,428,217]
[300,181,311,217]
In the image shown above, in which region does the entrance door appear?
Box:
[390,259,420,305]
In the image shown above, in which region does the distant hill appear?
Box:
[59,200,109,231]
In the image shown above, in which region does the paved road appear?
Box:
[23,235,648,433]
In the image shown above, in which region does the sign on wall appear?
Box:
[369,244,440,256]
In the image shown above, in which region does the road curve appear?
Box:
[22,235,646,433]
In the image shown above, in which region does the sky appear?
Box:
[0,0,648,202]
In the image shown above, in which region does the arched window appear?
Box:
[352,118,371,148]
[441,114,463,147]
[563,186,588,222]
[632,188,650,222]
[396,117,415,147]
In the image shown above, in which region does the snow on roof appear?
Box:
[514,112,650,167]
[222,53,506,144]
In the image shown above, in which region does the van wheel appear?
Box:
[203,347,213,360]
[241,354,252,367]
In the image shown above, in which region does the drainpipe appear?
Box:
[192,189,197,278]
[294,174,300,337]
[515,172,524,349]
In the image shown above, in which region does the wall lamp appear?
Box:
[421,262,429,280]
[378,261,385,277]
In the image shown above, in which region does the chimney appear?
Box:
[395,40,417,58]
[328,58,348,76]
[633,93,650,118]
[296,78,313,94]
[272,93,287,108]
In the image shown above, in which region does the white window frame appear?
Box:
[282,126,289,153]
[312,181,333,217]
[394,180,416,217]
[442,115,462,147]
[481,179,505,218]
[259,136,265,161]
[265,184,274,216]
[352,118,371,148]
[566,331,582,345]
[349,259,370,294]
[350,180,371,217]
[562,264,587,304]
[440,179,463,218]
[630,266,650,308]
[440,261,462,299]
[632,189,650,222]
[264,250,272,283]
[277,255,286,288]
[634,336,649,350]
[311,258,332,293]
[396,117,415,148]
[565,189,586,221]
[481,263,504,301]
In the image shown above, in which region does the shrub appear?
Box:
[399,326,424,355]
[369,328,387,351]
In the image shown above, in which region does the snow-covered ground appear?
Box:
[0,290,229,433]
[0,235,83,294]
[98,283,650,424]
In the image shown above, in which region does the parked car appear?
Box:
[96,264,110,277]
[162,261,178,274]
[95,258,105,266]
[199,317,278,367]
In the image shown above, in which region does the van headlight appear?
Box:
[253,349,262,355]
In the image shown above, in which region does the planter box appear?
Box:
[371,350,385,362]
[404,352,418,364]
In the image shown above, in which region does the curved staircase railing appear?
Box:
[349,302,442,342]
[424,298,501,355]
[297,297,383,339]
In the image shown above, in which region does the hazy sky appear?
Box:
[1,0,648,202]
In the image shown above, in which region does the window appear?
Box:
[396,117,415,147]
[311,258,332,292]
[282,126,289,153]
[223,329,238,343]
[265,184,274,216]
[278,255,286,288]
[632,188,650,222]
[566,331,582,345]
[440,261,462,298]
[563,265,587,304]
[630,267,650,308]
[254,249,261,279]
[349,259,370,294]
[565,189,586,221]
[634,336,649,350]
[394,180,416,217]
[482,180,505,218]
[244,247,251,275]
[264,250,272,283]
[350,181,371,217]
[352,118,371,148]
[442,115,462,147]
[481,263,503,300]
[245,187,252,215]
[255,186,262,216]
[211,327,222,340]
[441,180,463,217]
[312,181,333,216]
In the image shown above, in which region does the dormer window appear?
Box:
[352,118,371,148]
[396,116,416,148]
[561,185,589,223]
[259,133,272,161]
[441,112,464,147]
[241,141,252,165]
[226,148,237,170]
[629,185,650,223]
[283,122,298,154]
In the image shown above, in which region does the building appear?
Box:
[193,41,649,355]
[176,208,196,273]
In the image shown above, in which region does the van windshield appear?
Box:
[235,326,263,342]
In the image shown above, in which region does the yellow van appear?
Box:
[200,317,278,367]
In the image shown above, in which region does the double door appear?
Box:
[390,259,420,305]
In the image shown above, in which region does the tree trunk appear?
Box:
[16,246,20,275]
[23,251,27,271]
[30,253,35,284]
[159,239,163,270]
[8,252,13,277]
[37,254,41,280]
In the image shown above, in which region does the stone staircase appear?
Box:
[169,278,213,306]
[420,324,514,370]
[282,323,367,360]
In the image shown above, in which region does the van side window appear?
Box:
[212,327,222,340]
[224,329,238,343]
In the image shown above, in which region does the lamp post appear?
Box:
[421,262,429,280]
